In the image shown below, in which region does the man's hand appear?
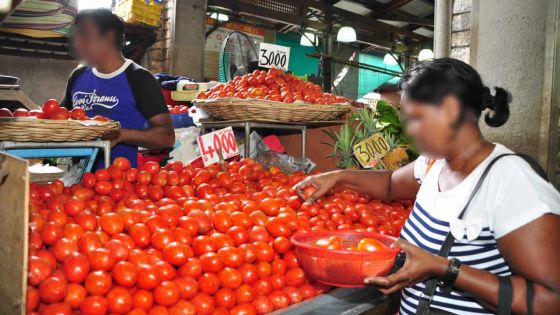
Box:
[101,129,122,147]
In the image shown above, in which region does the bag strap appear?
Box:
[416,153,547,315]
[497,276,514,315]
[526,279,535,315]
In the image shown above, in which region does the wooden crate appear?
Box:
[0,153,29,315]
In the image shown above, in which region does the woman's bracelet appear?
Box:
[438,258,462,290]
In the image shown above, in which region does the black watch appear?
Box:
[438,258,461,290]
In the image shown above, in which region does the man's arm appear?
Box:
[111,113,175,148]
[118,62,174,148]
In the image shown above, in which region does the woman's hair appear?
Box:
[74,8,125,50]
[398,58,511,127]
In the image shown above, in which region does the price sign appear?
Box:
[353,133,391,168]
[258,43,290,71]
[197,127,240,166]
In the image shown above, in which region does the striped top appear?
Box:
[399,144,560,314]
[399,202,510,314]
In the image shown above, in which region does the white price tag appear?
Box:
[197,127,240,167]
[258,43,290,71]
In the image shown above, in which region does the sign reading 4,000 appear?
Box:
[258,43,290,71]
[353,133,391,168]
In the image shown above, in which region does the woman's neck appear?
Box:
[95,54,126,74]
[445,130,494,175]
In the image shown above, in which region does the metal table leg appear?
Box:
[301,126,307,160]
[102,141,111,168]
[244,122,251,158]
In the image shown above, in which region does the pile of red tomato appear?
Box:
[27,157,411,315]
[196,69,349,105]
[315,236,387,252]
[167,105,195,115]
[0,99,109,121]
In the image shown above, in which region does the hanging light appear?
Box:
[418,48,434,61]
[336,26,356,43]
[383,53,399,66]
[210,12,229,21]
[300,32,317,47]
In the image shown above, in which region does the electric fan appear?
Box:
[219,31,259,82]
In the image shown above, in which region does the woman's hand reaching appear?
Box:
[293,171,342,204]
[364,239,448,294]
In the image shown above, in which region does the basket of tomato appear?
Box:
[291,231,400,287]
[192,69,353,122]
[0,99,119,142]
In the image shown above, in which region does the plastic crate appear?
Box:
[115,0,162,27]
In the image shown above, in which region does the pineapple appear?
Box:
[382,134,410,171]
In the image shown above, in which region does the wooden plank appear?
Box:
[0,153,29,315]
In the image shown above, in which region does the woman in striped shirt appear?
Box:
[296,58,560,314]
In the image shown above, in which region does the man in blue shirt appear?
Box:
[61,9,174,168]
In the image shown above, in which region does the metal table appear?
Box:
[200,119,345,159]
[0,140,111,172]
[271,286,387,315]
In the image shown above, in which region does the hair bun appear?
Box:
[484,87,511,127]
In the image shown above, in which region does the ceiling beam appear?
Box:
[370,0,414,18]
[207,0,429,49]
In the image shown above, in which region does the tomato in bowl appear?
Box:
[291,230,400,287]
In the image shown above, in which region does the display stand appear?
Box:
[0,140,111,173]
[270,286,387,315]
[200,119,345,159]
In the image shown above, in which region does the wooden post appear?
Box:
[0,153,29,315]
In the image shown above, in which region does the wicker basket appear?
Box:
[0,118,120,142]
[193,98,353,122]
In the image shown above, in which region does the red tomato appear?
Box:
[199,272,220,294]
[283,286,303,304]
[39,276,67,303]
[136,264,161,290]
[62,252,90,283]
[252,295,273,314]
[357,237,386,251]
[218,267,243,289]
[0,108,12,117]
[100,212,123,235]
[42,99,60,117]
[169,300,196,314]
[51,107,70,120]
[41,302,72,315]
[285,268,306,287]
[235,284,256,303]
[133,289,154,310]
[191,293,215,315]
[80,295,109,315]
[269,290,290,310]
[217,246,244,268]
[64,283,86,309]
[259,198,279,216]
[113,157,132,170]
[26,287,39,312]
[28,255,54,286]
[106,286,134,314]
[175,276,199,299]
[153,280,180,307]
[70,107,86,120]
[13,108,29,117]
[85,270,112,295]
[163,241,193,266]
[231,303,257,315]
[214,288,236,309]
[112,261,137,287]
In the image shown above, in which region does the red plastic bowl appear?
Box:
[291,230,400,288]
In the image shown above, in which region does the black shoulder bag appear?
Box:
[413,153,546,315]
